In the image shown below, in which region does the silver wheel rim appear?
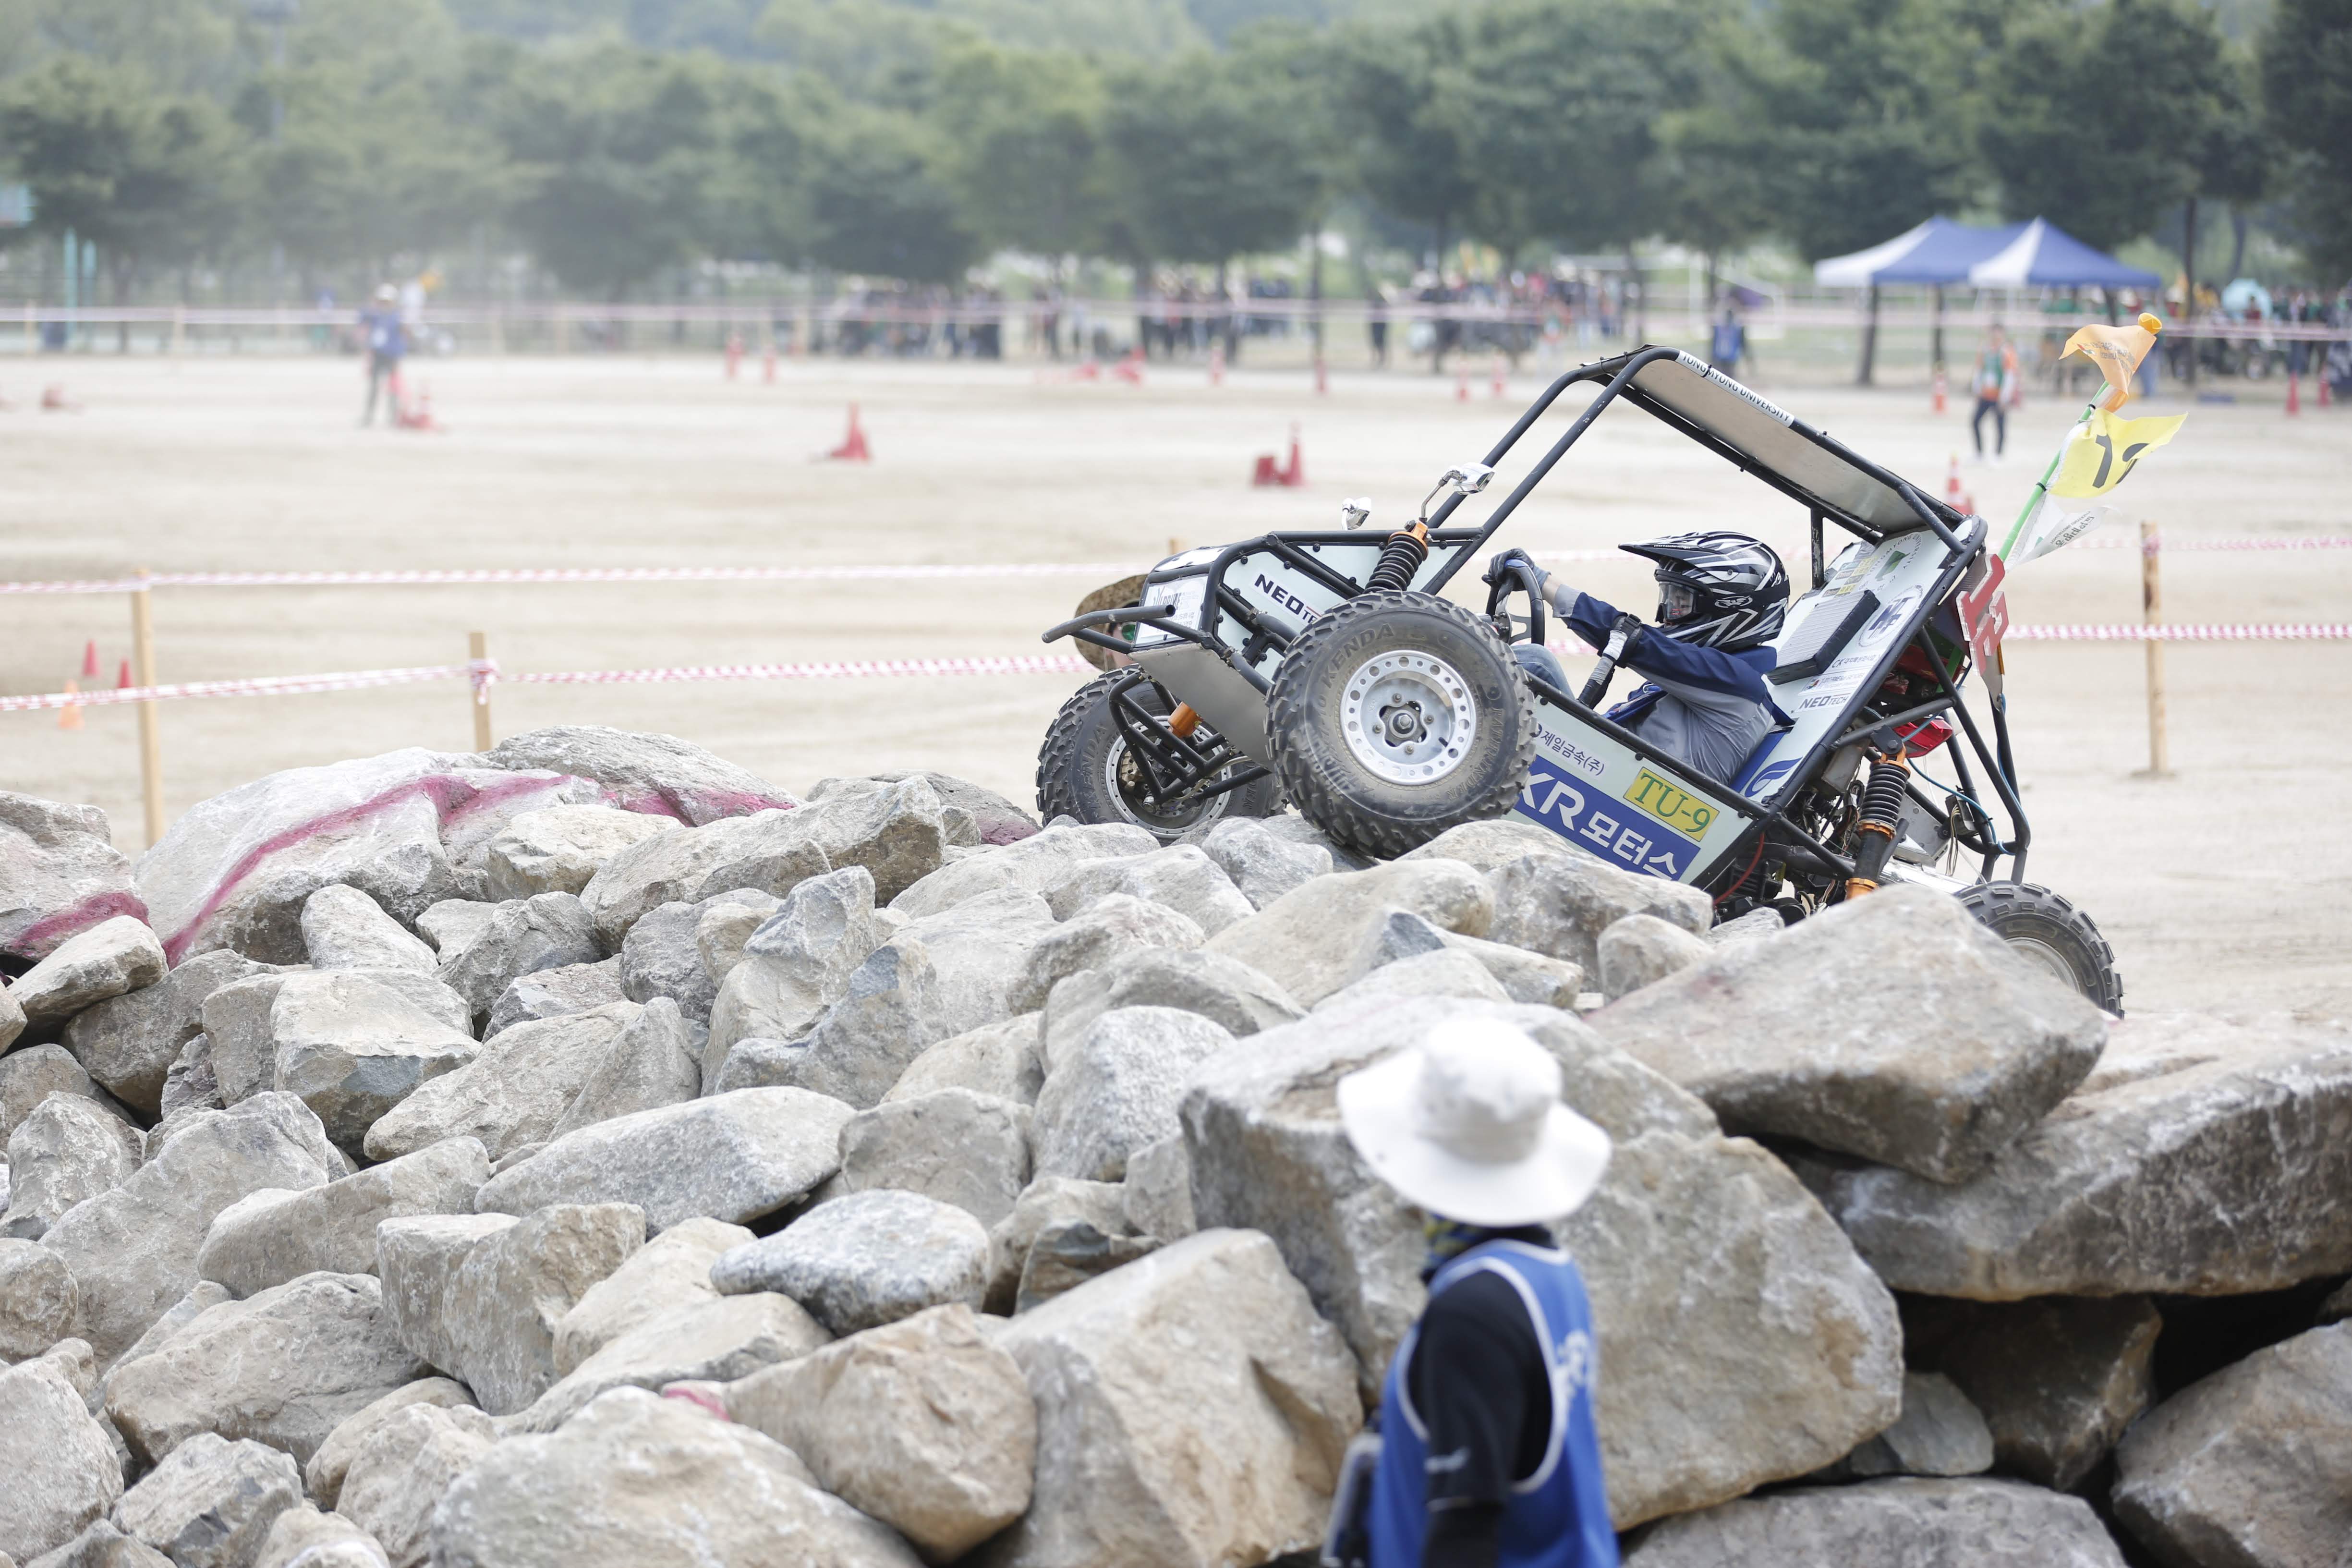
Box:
[1340,650,1478,784]
[1104,737,1229,833]
[2003,934,2079,991]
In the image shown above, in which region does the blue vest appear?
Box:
[1366,1240,1619,1568]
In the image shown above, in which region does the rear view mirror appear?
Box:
[1419,462,1495,523]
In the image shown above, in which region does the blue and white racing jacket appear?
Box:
[1562,593,1786,785]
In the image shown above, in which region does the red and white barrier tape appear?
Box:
[2004,624,2352,642]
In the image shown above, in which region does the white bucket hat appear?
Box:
[1337,1017,1612,1228]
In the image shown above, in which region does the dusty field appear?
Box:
[2,350,2346,1016]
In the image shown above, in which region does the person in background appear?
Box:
[1332,1016,1619,1568]
[1708,305,1746,376]
[358,284,405,427]
[1370,286,1391,369]
[1970,324,2013,464]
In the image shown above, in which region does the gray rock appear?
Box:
[509,1290,829,1434]
[327,1404,494,1568]
[247,972,479,1160]
[544,997,701,1139]
[691,892,784,990]
[24,1518,174,1568]
[1249,810,1374,871]
[1708,906,1786,948]
[983,1177,1132,1316]
[711,938,949,1109]
[1196,817,1331,909]
[727,1303,1034,1562]
[40,1093,337,1366]
[1203,859,1493,1005]
[838,1089,1032,1228]
[1016,1220,1160,1313]
[2112,1321,2352,1568]
[482,805,679,901]
[376,1203,641,1416]
[1486,849,1710,972]
[1335,908,1587,1009]
[0,1353,122,1560]
[1314,947,1512,1010]
[303,1378,476,1510]
[1597,912,1714,1001]
[112,1432,303,1568]
[1008,897,1205,1015]
[2321,1278,2352,1326]
[1033,1007,1234,1183]
[1037,948,1301,1076]
[480,725,796,827]
[618,896,746,1022]
[551,1216,752,1375]
[888,821,1156,920]
[1795,1011,2352,1297]
[0,1045,99,1147]
[1817,1373,1994,1480]
[158,1034,221,1119]
[1045,845,1252,937]
[252,1507,388,1568]
[1621,1477,2128,1567]
[1593,887,2107,1183]
[201,971,468,1111]
[813,769,1040,846]
[982,1228,1362,1568]
[1394,816,1576,872]
[482,957,625,1038]
[712,1188,989,1336]
[5,917,166,1028]
[0,1238,78,1358]
[581,778,950,949]
[1180,995,1903,1528]
[3,1094,141,1239]
[1122,1134,1195,1241]
[412,900,493,958]
[92,1285,231,1419]
[62,951,275,1118]
[298,887,437,974]
[475,1087,852,1233]
[361,1002,639,1164]
[435,893,599,1023]
[704,867,887,1071]
[0,790,136,966]
[194,1139,490,1298]
[1,980,21,1054]
[884,1015,1045,1107]
[896,887,1065,1042]
[1903,1295,2161,1490]
[104,1273,429,1468]
[428,1386,921,1568]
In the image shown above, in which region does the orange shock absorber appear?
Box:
[1844,749,1912,899]
[1168,704,1200,739]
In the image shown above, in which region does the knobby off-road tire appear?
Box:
[1035,670,1282,843]
[1956,880,2126,1014]
[1267,588,1537,859]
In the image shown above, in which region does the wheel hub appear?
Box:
[1341,651,1477,784]
[2001,933,2079,990]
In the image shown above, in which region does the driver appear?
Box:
[1520,531,1791,783]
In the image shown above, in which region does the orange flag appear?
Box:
[2062,313,2164,411]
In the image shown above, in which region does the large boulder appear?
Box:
[1621,1477,2129,1567]
[1596,912,1713,1000]
[1484,848,1710,972]
[229,971,479,1159]
[253,1506,389,1568]
[551,1216,750,1375]
[0,1045,99,1146]
[2111,1320,2352,1568]
[704,867,888,1066]
[201,969,469,1109]
[712,1189,989,1337]
[476,1086,851,1232]
[0,791,141,966]
[303,1377,477,1510]
[508,1290,829,1434]
[376,1204,641,1417]
[1037,948,1301,1074]
[482,956,627,1039]
[1332,908,1586,1009]
[1815,1372,1993,1481]
[980,1228,1361,1568]
[691,892,786,990]
[727,1304,1035,1563]
[884,1015,1045,1107]
[1794,1011,2352,1297]
[104,1273,430,1467]
[30,1519,178,1568]
[1394,816,1574,873]
[1590,887,2108,1182]
[331,1403,495,1568]
[581,778,951,948]
[481,805,679,900]
[887,822,1156,920]
[1179,995,1903,1528]
[194,1139,490,1298]
[5,917,166,1029]
[0,1351,122,1559]
[983,1177,1132,1316]
[429,1387,922,1568]
[435,893,599,1023]
[1195,818,1331,910]
[61,950,274,1118]
[112,1432,304,1568]
[39,1094,337,1366]
[1202,859,1492,1005]
[617,891,773,1024]
[298,886,437,973]
[898,887,1065,1040]
[2,1093,141,1239]
[1902,1294,2161,1490]
[543,997,702,1138]
[481,726,796,827]
[362,1002,638,1164]
[0,1238,79,1357]
[1045,845,1252,937]
[1313,947,1512,1010]
[1032,1007,1234,1183]
[838,1089,1033,1228]
[812,769,1039,847]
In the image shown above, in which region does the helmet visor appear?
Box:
[1657,580,1698,623]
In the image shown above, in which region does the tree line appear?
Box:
[1,0,2345,307]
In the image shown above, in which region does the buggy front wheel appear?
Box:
[1035,670,1282,842]
[1956,881,2125,1014]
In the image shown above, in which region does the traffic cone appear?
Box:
[1208,343,1225,387]
[58,679,81,731]
[762,343,777,384]
[1281,424,1304,487]
[724,333,743,380]
[824,403,871,462]
[2321,375,2335,408]
[1946,453,1965,507]
[117,658,132,690]
[81,640,98,679]
[2286,373,2301,416]
[1491,353,1506,398]
[1932,365,1947,414]
[41,384,77,411]
[1112,348,1145,385]
[1455,367,1469,402]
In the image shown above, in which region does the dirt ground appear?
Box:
[3,349,2346,1017]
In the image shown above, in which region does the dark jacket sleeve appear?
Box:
[1564,591,1776,706]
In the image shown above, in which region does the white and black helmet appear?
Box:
[1620,531,1788,651]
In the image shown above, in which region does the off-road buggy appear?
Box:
[1037,346,2123,1012]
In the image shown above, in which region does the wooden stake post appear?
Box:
[468,632,494,751]
[129,570,166,846]
[2140,519,2170,776]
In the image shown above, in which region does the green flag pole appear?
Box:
[1998,389,2109,559]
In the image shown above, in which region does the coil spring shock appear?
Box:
[1365,523,1431,594]
[1844,750,1912,900]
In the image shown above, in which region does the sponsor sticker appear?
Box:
[1622,768,1718,842]
[1514,755,1701,881]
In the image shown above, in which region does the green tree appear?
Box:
[2259,0,2352,278]
[1327,16,1476,267]
[800,91,982,281]
[928,40,1113,265]
[1102,48,1325,273]
[1652,11,1780,304]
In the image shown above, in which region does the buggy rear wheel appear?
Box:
[1266,588,1536,859]
[1035,670,1282,843]
[1956,881,2125,1014]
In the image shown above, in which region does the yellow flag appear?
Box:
[2063,313,2163,411]
[2049,408,2186,499]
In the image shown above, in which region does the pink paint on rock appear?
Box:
[603,785,796,824]
[9,889,153,961]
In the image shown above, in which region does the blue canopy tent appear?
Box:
[1968,219,2161,289]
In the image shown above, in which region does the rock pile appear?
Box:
[1,728,2346,1568]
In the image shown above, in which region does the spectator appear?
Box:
[1708,306,1746,376]
[357,284,405,427]
[1970,325,2013,464]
